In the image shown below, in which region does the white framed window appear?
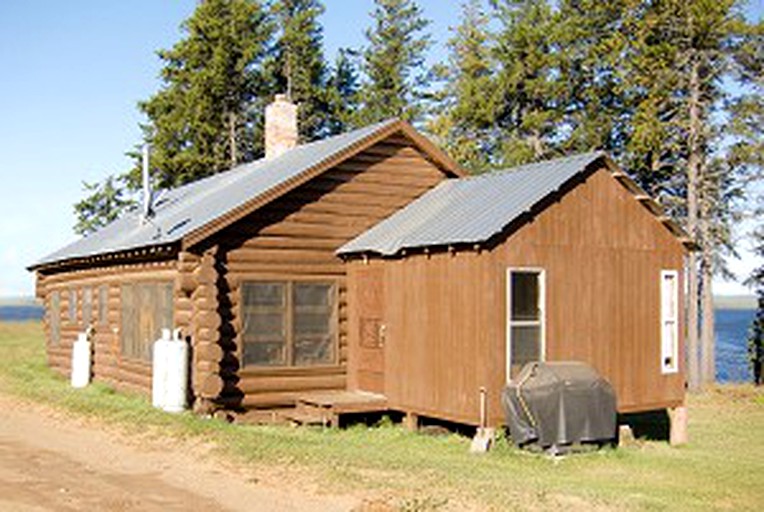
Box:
[660,270,679,374]
[506,268,546,382]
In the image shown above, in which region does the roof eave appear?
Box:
[601,155,696,252]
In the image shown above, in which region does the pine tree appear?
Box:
[136,0,274,188]
[325,48,361,134]
[74,0,274,232]
[429,0,496,172]
[490,0,564,166]
[557,0,631,156]
[73,176,134,236]
[357,0,432,124]
[270,0,332,140]
[620,0,762,389]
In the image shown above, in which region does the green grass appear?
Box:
[1,321,762,511]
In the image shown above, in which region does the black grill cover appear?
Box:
[502,362,617,448]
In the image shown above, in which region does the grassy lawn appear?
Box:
[1,321,762,511]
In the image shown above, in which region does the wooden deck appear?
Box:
[235,390,388,427]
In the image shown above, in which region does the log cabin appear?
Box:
[29,95,691,432]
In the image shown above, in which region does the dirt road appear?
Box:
[0,395,359,511]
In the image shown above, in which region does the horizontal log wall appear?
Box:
[39,260,177,395]
[211,135,450,408]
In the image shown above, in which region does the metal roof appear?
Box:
[338,151,606,256]
[32,119,400,269]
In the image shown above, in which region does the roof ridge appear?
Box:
[460,151,606,182]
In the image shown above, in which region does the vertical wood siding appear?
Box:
[348,166,687,426]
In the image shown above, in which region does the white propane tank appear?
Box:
[163,328,189,413]
[70,332,91,388]
[152,329,172,408]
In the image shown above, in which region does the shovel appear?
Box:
[470,387,495,453]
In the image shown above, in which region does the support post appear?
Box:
[403,411,419,431]
[669,405,688,446]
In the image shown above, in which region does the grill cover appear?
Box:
[502,362,617,449]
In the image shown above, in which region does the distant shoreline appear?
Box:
[0,297,39,307]
[0,294,757,309]
[714,295,757,310]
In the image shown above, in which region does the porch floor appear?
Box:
[235,390,388,427]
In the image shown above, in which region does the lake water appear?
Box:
[0,305,757,383]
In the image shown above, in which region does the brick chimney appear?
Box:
[265,93,298,159]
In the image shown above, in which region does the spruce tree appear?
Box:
[490,0,563,166]
[326,48,361,134]
[429,0,495,172]
[557,0,630,156]
[136,0,274,188]
[619,0,762,389]
[73,176,134,236]
[357,0,432,124]
[270,0,332,140]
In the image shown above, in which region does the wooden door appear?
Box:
[355,266,386,394]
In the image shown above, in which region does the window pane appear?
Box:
[294,283,331,307]
[99,285,108,325]
[50,291,60,346]
[246,312,285,339]
[511,325,540,373]
[293,283,333,365]
[82,287,92,327]
[511,272,539,321]
[243,341,286,366]
[242,282,287,366]
[243,283,284,307]
[69,289,78,324]
[120,282,173,362]
[294,337,333,366]
[294,312,331,335]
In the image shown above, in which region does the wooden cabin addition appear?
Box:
[340,155,690,427]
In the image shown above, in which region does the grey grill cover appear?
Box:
[502,362,617,448]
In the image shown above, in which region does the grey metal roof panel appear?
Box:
[34,119,398,268]
[337,151,606,256]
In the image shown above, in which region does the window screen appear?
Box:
[82,287,93,327]
[293,283,334,366]
[242,282,287,366]
[241,281,336,367]
[98,285,108,326]
[68,288,78,324]
[509,270,544,378]
[121,282,173,362]
[50,291,60,346]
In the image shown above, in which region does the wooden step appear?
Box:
[281,409,335,427]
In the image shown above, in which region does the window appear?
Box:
[67,288,78,324]
[50,291,60,346]
[121,282,173,362]
[241,281,336,367]
[507,269,545,380]
[98,285,109,326]
[660,270,679,374]
[82,287,93,327]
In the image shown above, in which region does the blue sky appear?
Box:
[0,0,761,297]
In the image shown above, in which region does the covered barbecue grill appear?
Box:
[502,361,617,450]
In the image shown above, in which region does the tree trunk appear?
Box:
[700,243,715,385]
[685,56,702,392]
